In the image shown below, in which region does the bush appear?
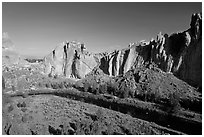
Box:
[74,81,84,91]
[51,83,59,89]
[64,81,73,88]
[92,82,99,95]
[38,82,42,87]
[128,88,135,98]
[2,76,5,90]
[45,83,51,88]
[12,85,16,91]
[84,82,90,92]
[95,108,104,121]
[54,75,58,79]
[107,82,118,95]
[99,84,107,94]
[58,82,64,89]
[167,92,181,114]
[48,73,52,78]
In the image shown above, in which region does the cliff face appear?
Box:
[150,13,202,87]
[44,13,201,87]
[43,41,98,79]
[97,13,202,88]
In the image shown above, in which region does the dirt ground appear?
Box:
[2,94,184,135]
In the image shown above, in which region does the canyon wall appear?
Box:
[43,13,201,87]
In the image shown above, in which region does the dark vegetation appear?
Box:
[7,88,201,135]
[71,66,201,114]
[25,58,43,63]
[3,64,201,114]
[3,64,202,135]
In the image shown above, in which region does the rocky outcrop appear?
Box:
[97,13,202,88]
[149,13,202,88]
[44,13,201,88]
[97,41,152,77]
[43,41,98,79]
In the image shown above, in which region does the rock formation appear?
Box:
[97,13,202,88]
[2,32,26,65]
[43,41,98,79]
[43,13,201,88]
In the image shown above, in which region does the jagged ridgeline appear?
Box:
[43,13,202,88]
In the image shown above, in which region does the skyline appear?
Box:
[2,2,202,58]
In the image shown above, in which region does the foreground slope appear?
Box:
[3,94,185,135]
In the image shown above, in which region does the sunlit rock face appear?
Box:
[44,13,201,88]
[43,41,98,79]
[97,42,151,77]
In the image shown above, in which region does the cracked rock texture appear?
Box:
[43,41,98,79]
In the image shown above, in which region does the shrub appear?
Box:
[12,85,16,91]
[38,82,42,87]
[48,73,52,78]
[167,92,181,114]
[95,108,104,122]
[54,75,58,79]
[51,83,59,89]
[58,82,64,89]
[45,83,50,88]
[92,82,99,95]
[2,76,5,90]
[63,81,73,88]
[99,84,107,94]
[107,82,118,95]
[84,82,90,92]
[74,81,84,91]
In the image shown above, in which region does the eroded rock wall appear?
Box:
[43,41,98,79]
[98,13,202,87]
[44,13,201,87]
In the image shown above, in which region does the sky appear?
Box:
[2,2,202,58]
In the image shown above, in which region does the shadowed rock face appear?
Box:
[43,13,201,88]
[97,13,202,88]
[43,41,98,79]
